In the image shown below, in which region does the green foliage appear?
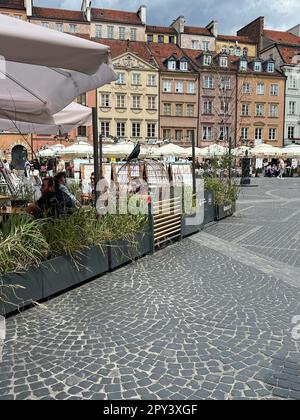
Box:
[204,177,239,205]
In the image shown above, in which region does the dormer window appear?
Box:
[180,59,188,71]
[267,62,275,73]
[235,47,241,57]
[221,45,227,53]
[203,54,212,66]
[240,59,248,71]
[168,59,177,71]
[243,47,248,57]
[254,61,262,72]
[220,56,228,68]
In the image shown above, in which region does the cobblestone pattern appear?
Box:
[0,179,300,400]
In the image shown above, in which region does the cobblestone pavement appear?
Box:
[0,178,300,400]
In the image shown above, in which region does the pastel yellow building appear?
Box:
[97,40,159,143]
[216,35,257,57]
[146,26,177,44]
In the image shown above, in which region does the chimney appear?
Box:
[171,16,185,34]
[288,24,300,37]
[24,0,32,17]
[81,0,92,22]
[206,20,218,37]
[138,5,147,25]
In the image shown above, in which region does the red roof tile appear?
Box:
[264,29,300,46]
[184,26,213,36]
[32,7,86,22]
[217,34,256,44]
[278,46,300,64]
[91,39,156,67]
[148,43,198,72]
[92,8,142,25]
[183,48,238,70]
[0,0,25,10]
[146,25,177,35]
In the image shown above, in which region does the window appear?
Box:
[187,81,195,94]
[175,130,183,141]
[269,104,278,118]
[221,45,227,53]
[289,101,296,115]
[175,81,183,93]
[130,28,137,41]
[203,41,209,51]
[220,101,229,115]
[163,129,171,139]
[132,95,141,109]
[148,75,156,86]
[117,122,126,137]
[164,103,171,115]
[147,123,156,138]
[147,34,153,42]
[203,126,213,141]
[169,36,175,44]
[257,82,265,95]
[241,127,249,140]
[267,62,275,73]
[132,123,141,137]
[101,94,110,107]
[288,126,295,139]
[119,27,125,40]
[270,84,278,96]
[132,73,141,85]
[243,47,248,57]
[204,101,213,114]
[255,127,263,140]
[116,94,125,108]
[204,55,212,66]
[101,122,110,137]
[163,80,172,92]
[77,93,87,106]
[256,104,264,117]
[254,61,262,72]
[148,96,156,109]
[191,40,198,50]
[220,56,228,67]
[168,60,176,70]
[220,77,230,90]
[69,24,77,33]
[77,126,87,137]
[158,35,164,43]
[235,47,241,57]
[242,104,250,116]
[204,75,213,89]
[176,104,183,116]
[95,24,102,38]
[187,130,194,142]
[229,46,235,55]
[187,104,194,117]
[219,127,228,141]
[107,26,114,39]
[269,128,277,140]
[289,76,297,89]
[56,23,63,32]
[180,61,188,71]
[240,60,248,71]
[243,82,251,94]
[116,72,125,85]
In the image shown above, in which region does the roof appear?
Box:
[92,8,142,25]
[146,25,177,35]
[277,46,300,64]
[184,26,213,37]
[32,7,86,22]
[91,39,156,67]
[217,34,257,44]
[0,0,25,10]
[264,29,300,46]
[148,43,198,72]
[183,48,238,71]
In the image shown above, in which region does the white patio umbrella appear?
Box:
[0,102,92,135]
[102,143,149,158]
[282,145,300,157]
[200,144,228,157]
[61,141,94,157]
[185,147,204,157]
[232,146,251,157]
[152,144,190,158]
[0,14,116,123]
[251,144,283,157]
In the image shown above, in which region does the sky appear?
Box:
[34,0,300,34]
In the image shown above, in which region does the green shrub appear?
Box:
[204,178,239,206]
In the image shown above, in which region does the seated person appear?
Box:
[28,177,75,218]
[55,172,77,207]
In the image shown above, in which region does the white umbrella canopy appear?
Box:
[102,143,149,158]
[185,147,204,157]
[0,102,92,135]
[152,144,190,157]
[232,146,251,157]
[61,141,94,157]
[251,144,283,157]
[200,144,228,157]
[282,145,300,157]
[38,148,57,158]
[0,14,116,123]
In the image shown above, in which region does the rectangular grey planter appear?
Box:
[71,246,109,284]
[215,203,235,221]
[0,266,43,316]
[204,190,215,225]
[182,215,201,238]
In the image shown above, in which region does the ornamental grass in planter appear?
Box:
[204,178,239,221]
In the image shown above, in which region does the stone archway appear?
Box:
[11,145,28,170]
